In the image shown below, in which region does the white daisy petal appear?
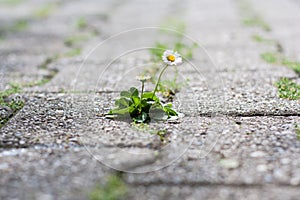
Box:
[162,50,182,66]
[136,74,151,82]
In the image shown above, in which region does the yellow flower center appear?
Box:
[167,55,175,62]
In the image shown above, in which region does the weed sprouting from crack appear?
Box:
[88,174,127,200]
[276,78,300,100]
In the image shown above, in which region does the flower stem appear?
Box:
[141,81,144,101]
[152,64,169,98]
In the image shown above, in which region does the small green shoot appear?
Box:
[243,16,271,31]
[252,34,274,44]
[261,52,278,64]
[88,175,127,200]
[260,52,300,75]
[64,34,91,47]
[276,78,300,100]
[149,43,168,62]
[76,17,88,29]
[157,69,188,99]
[34,3,57,18]
[63,48,82,57]
[281,59,300,75]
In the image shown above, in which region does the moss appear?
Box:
[275,78,300,100]
[88,175,127,200]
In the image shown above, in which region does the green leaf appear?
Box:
[109,107,130,115]
[115,97,130,108]
[120,91,131,98]
[129,87,139,97]
[164,106,178,116]
[142,92,159,101]
[131,96,140,105]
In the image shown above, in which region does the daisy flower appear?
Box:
[136,74,151,82]
[162,50,182,66]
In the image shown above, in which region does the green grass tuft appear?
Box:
[34,3,57,18]
[76,17,88,29]
[261,52,278,64]
[243,16,271,31]
[252,34,274,44]
[88,175,127,200]
[0,83,24,128]
[0,83,22,104]
[63,48,82,57]
[281,59,300,75]
[64,34,91,47]
[276,78,300,100]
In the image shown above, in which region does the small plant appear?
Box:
[64,34,91,47]
[261,52,278,64]
[252,34,274,44]
[106,50,181,123]
[281,59,300,75]
[243,15,271,31]
[0,83,24,128]
[63,48,82,57]
[275,78,300,100]
[157,68,188,99]
[34,3,57,18]
[260,52,300,75]
[76,17,88,29]
[149,43,168,62]
[88,175,127,200]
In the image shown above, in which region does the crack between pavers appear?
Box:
[127,181,300,188]
[198,112,299,117]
